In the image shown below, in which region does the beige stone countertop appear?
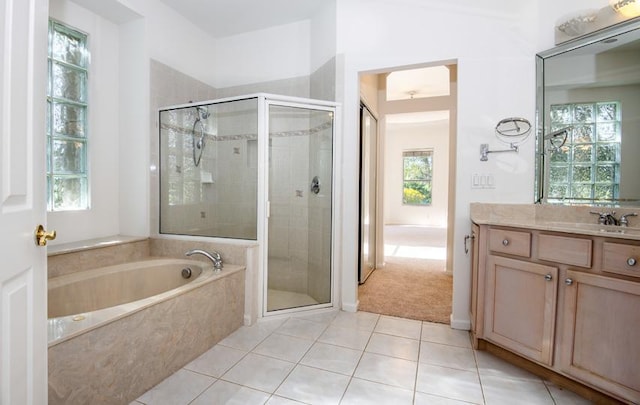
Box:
[470,203,640,241]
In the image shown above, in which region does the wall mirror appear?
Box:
[536,18,640,206]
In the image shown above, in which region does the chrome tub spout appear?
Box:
[185,249,223,272]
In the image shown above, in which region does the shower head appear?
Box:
[196,106,210,120]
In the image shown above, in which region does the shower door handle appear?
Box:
[266,201,271,218]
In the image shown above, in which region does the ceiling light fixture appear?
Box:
[610,0,640,17]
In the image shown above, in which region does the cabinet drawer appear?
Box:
[603,242,640,278]
[538,234,592,268]
[488,228,531,258]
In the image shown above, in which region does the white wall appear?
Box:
[336,0,541,325]
[48,0,121,244]
[214,21,311,88]
[384,119,449,227]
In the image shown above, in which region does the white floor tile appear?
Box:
[184,344,247,378]
[136,369,214,405]
[544,381,594,405]
[421,322,472,348]
[481,375,554,405]
[340,377,414,405]
[221,353,295,393]
[276,317,329,340]
[365,332,420,361]
[416,363,484,404]
[374,315,422,340]
[414,391,481,405]
[253,333,314,363]
[266,395,307,404]
[318,324,373,350]
[300,342,363,375]
[218,324,276,351]
[190,380,270,405]
[295,310,338,324]
[331,311,380,331]
[275,364,350,405]
[419,341,477,371]
[354,352,418,390]
[475,350,542,382]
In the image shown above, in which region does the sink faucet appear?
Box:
[590,211,638,227]
[185,249,223,272]
[620,213,638,227]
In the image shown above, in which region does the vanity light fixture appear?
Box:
[556,10,598,37]
[610,0,640,18]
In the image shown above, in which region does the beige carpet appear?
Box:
[358,256,453,324]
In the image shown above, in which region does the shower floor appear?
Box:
[267,289,318,312]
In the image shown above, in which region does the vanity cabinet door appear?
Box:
[560,271,640,403]
[485,255,558,365]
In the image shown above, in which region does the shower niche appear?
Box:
[159,94,337,315]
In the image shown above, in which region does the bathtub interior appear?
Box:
[48,259,204,318]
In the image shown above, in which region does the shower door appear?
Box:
[265,101,334,313]
[359,104,378,284]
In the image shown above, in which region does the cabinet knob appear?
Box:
[565,278,574,286]
[502,239,509,246]
[627,257,637,267]
[544,274,553,281]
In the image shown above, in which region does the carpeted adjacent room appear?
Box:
[358,226,453,324]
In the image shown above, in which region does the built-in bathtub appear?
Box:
[47,257,245,405]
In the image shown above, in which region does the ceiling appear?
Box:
[158,0,327,38]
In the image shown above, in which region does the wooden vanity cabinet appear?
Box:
[560,270,640,402]
[484,255,557,365]
[472,224,640,404]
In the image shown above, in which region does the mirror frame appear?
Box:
[535,17,640,205]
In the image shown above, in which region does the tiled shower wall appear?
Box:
[150,58,336,303]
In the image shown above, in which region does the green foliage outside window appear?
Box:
[403,150,433,205]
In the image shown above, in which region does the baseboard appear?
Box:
[342,300,359,313]
[450,314,471,330]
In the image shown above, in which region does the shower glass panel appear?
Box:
[267,104,334,312]
[159,98,258,239]
[359,104,377,284]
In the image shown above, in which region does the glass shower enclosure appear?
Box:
[158,94,337,315]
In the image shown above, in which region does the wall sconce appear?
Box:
[610,0,640,18]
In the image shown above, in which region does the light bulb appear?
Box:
[610,0,640,18]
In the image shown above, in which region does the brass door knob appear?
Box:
[35,224,56,246]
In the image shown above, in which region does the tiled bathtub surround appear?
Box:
[47,236,251,404]
[48,266,245,405]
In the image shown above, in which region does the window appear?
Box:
[47,20,89,211]
[403,150,433,205]
[548,102,620,203]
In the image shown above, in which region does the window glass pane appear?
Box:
[550,105,571,125]
[596,144,618,162]
[573,104,595,123]
[549,165,568,183]
[52,139,85,173]
[402,150,432,205]
[53,102,85,137]
[53,176,87,210]
[52,62,86,102]
[548,101,620,204]
[571,184,593,199]
[572,165,592,183]
[572,125,593,143]
[597,103,617,121]
[48,20,89,211]
[51,24,86,66]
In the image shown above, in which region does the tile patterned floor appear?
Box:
[132,311,592,405]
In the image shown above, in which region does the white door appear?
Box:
[1,0,49,404]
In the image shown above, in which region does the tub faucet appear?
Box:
[185,249,223,272]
